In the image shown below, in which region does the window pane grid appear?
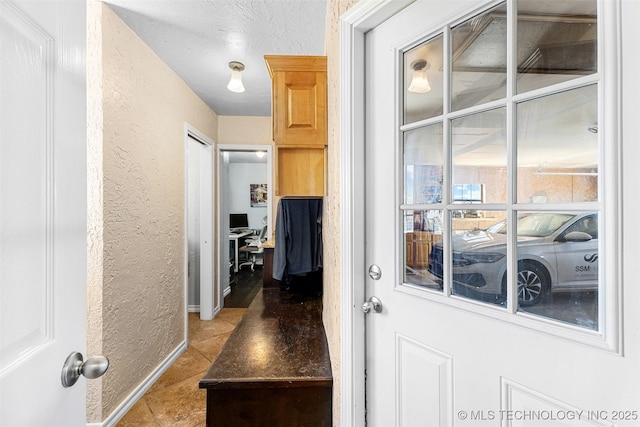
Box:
[400,0,600,332]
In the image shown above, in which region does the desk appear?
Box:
[229,230,252,272]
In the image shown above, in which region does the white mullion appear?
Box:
[599,0,620,351]
[515,202,600,212]
[445,98,508,121]
[506,0,517,313]
[395,46,405,289]
[442,23,452,298]
[596,0,607,339]
[401,92,510,133]
[511,74,600,105]
[400,115,444,132]
[401,204,445,211]
[445,203,507,212]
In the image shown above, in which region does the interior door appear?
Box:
[364,1,639,426]
[186,132,215,320]
[0,0,87,425]
[187,137,202,313]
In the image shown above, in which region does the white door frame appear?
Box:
[184,124,215,322]
[216,144,273,306]
[339,1,415,426]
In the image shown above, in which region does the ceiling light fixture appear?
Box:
[255,151,266,158]
[408,59,431,94]
[227,61,245,93]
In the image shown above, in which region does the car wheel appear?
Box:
[517,261,547,307]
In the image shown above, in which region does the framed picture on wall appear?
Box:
[250,184,268,207]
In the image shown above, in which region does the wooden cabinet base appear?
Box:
[262,247,278,288]
[206,386,331,427]
[200,288,332,427]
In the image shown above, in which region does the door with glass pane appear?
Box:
[365,0,638,425]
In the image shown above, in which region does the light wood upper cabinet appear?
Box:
[265,55,327,146]
[265,55,327,196]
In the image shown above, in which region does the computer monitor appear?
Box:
[229,213,249,230]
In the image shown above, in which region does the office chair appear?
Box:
[238,225,268,271]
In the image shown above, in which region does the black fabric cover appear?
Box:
[272,198,323,281]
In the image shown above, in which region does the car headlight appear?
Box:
[454,252,505,265]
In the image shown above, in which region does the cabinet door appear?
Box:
[415,232,433,268]
[405,233,414,266]
[276,146,326,196]
[266,55,327,146]
[273,70,326,145]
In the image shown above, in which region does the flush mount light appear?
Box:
[408,59,431,94]
[227,61,245,93]
[255,151,266,158]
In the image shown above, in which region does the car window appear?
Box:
[563,215,598,239]
[486,220,507,234]
[517,213,574,237]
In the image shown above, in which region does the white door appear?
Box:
[0,0,88,425]
[365,0,639,425]
[187,137,202,312]
[186,131,215,320]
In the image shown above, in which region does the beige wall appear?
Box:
[323,1,360,425]
[218,115,273,145]
[86,2,218,421]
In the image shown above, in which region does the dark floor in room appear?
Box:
[224,267,263,308]
[117,267,263,426]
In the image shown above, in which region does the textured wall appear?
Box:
[86,2,218,420]
[86,1,105,420]
[323,1,360,425]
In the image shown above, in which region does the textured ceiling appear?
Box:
[105,0,327,117]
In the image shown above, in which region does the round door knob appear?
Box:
[362,296,383,314]
[61,352,109,388]
[82,355,109,379]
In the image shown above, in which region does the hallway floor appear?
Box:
[117,269,262,426]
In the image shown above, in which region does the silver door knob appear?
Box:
[368,264,382,280]
[362,296,383,314]
[61,351,109,388]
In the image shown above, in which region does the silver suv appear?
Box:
[428,212,598,306]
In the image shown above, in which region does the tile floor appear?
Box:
[116,309,247,427]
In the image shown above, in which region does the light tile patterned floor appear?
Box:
[116,309,246,427]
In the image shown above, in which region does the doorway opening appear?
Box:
[217,145,273,309]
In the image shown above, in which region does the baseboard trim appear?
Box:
[189,305,224,318]
[87,341,188,427]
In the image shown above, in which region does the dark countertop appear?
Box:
[199,288,332,390]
